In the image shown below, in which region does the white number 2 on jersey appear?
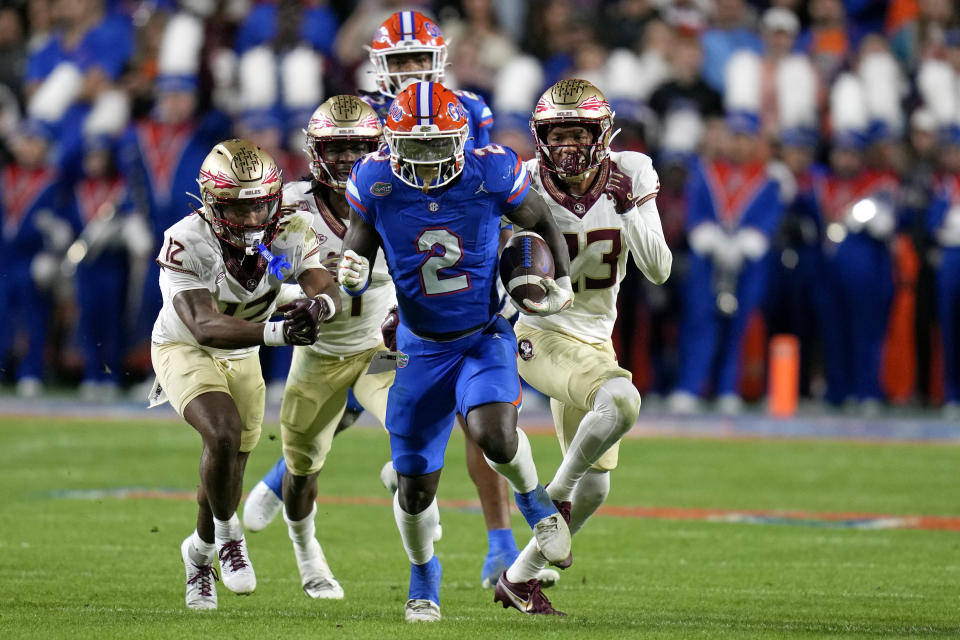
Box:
[417,228,470,295]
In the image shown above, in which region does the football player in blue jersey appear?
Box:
[243,12,555,586]
[363,9,537,591]
[338,82,574,622]
[361,10,493,150]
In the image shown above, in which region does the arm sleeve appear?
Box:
[621,162,672,284]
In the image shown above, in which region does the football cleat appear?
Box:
[533,512,572,568]
[294,538,344,599]
[481,548,560,589]
[243,480,283,532]
[406,556,441,621]
[551,497,573,569]
[379,460,399,494]
[493,574,565,616]
[216,537,256,594]
[405,599,441,622]
[181,536,218,610]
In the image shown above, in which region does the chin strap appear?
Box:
[256,242,292,279]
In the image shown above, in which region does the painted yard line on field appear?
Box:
[47,487,960,532]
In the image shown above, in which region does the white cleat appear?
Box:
[533,513,571,566]
[216,536,256,594]
[536,568,561,588]
[243,481,283,532]
[295,538,344,599]
[181,537,218,610]
[404,598,441,622]
[380,460,399,494]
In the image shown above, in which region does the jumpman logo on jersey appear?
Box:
[475,181,489,195]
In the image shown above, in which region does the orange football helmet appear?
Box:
[369,10,447,97]
[383,81,468,191]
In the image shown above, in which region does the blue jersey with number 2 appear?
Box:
[346,144,529,336]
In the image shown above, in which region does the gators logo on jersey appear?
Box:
[370,181,393,196]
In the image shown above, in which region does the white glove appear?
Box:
[337,249,370,294]
[521,275,574,316]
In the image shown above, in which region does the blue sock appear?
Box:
[482,529,519,583]
[514,485,557,529]
[487,528,517,554]
[262,457,286,499]
[409,556,442,603]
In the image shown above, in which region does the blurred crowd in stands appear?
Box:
[1,0,959,416]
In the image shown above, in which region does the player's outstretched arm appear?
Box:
[339,210,382,295]
[173,289,319,349]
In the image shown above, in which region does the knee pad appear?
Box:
[596,377,641,431]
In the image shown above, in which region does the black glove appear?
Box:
[380,305,399,351]
[604,165,638,214]
[277,297,328,345]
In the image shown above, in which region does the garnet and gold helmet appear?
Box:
[530,79,616,181]
[369,10,447,97]
[305,95,382,191]
[196,138,283,253]
[383,81,469,191]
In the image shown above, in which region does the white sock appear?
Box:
[190,530,215,563]
[284,503,317,551]
[484,428,538,494]
[549,378,639,501]
[393,493,439,565]
[213,513,243,542]
[569,469,610,536]
[506,537,547,583]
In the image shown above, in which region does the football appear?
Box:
[499,231,555,308]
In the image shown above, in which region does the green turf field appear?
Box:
[1,415,958,639]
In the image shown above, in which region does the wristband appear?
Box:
[341,278,370,297]
[314,293,336,321]
[263,320,286,346]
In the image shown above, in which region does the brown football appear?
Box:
[499,231,555,308]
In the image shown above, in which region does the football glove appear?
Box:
[380,305,399,351]
[603,166,638,214]
[521,276,574,316]
[337,249,370,294]
[275,295,333,345]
